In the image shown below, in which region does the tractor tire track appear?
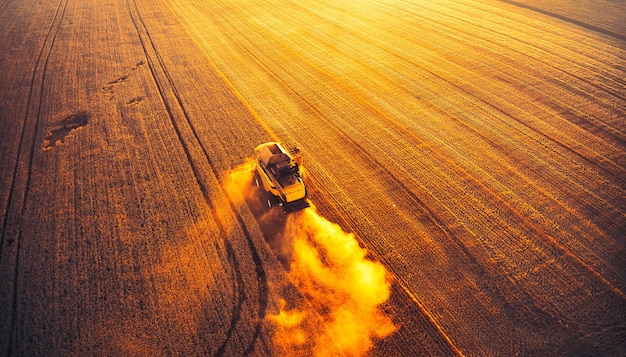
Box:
[126,1,268,354]
[125,2,247,352]
[0,0,69,354]
[0,0,9,15]
[1,0,68,259]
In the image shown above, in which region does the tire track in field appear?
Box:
[0,0,10,15]
[0,0,16,15]
[0,0,68,259]
[0,0,69,354]
[126,2,268,354]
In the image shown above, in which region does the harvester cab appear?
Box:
[254,142,309,212]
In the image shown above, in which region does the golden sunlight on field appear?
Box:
[0,0,624,355]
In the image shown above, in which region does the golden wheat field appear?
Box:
[1,0,625,355]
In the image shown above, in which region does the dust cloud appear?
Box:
[224,161,396,356]
[270,205,396,356]
[222,158,257,207]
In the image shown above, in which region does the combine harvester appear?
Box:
[254,142,310,213]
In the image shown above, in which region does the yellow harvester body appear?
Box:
[254,142,309,212]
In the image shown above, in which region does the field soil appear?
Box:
[1,0,625,355]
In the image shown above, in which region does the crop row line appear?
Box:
[337,0,626,183]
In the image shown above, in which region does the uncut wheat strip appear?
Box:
[306,29,624,286]
[222,0,620,203]
[374,3,626,142]
[177,0,624,292]
[326,39,624,320]
[316,0,619,163]
[177,0,588,290]
[393,0,626,135]
[308,95,624,328]
[423,0,626,76]
[348,16,620,200]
